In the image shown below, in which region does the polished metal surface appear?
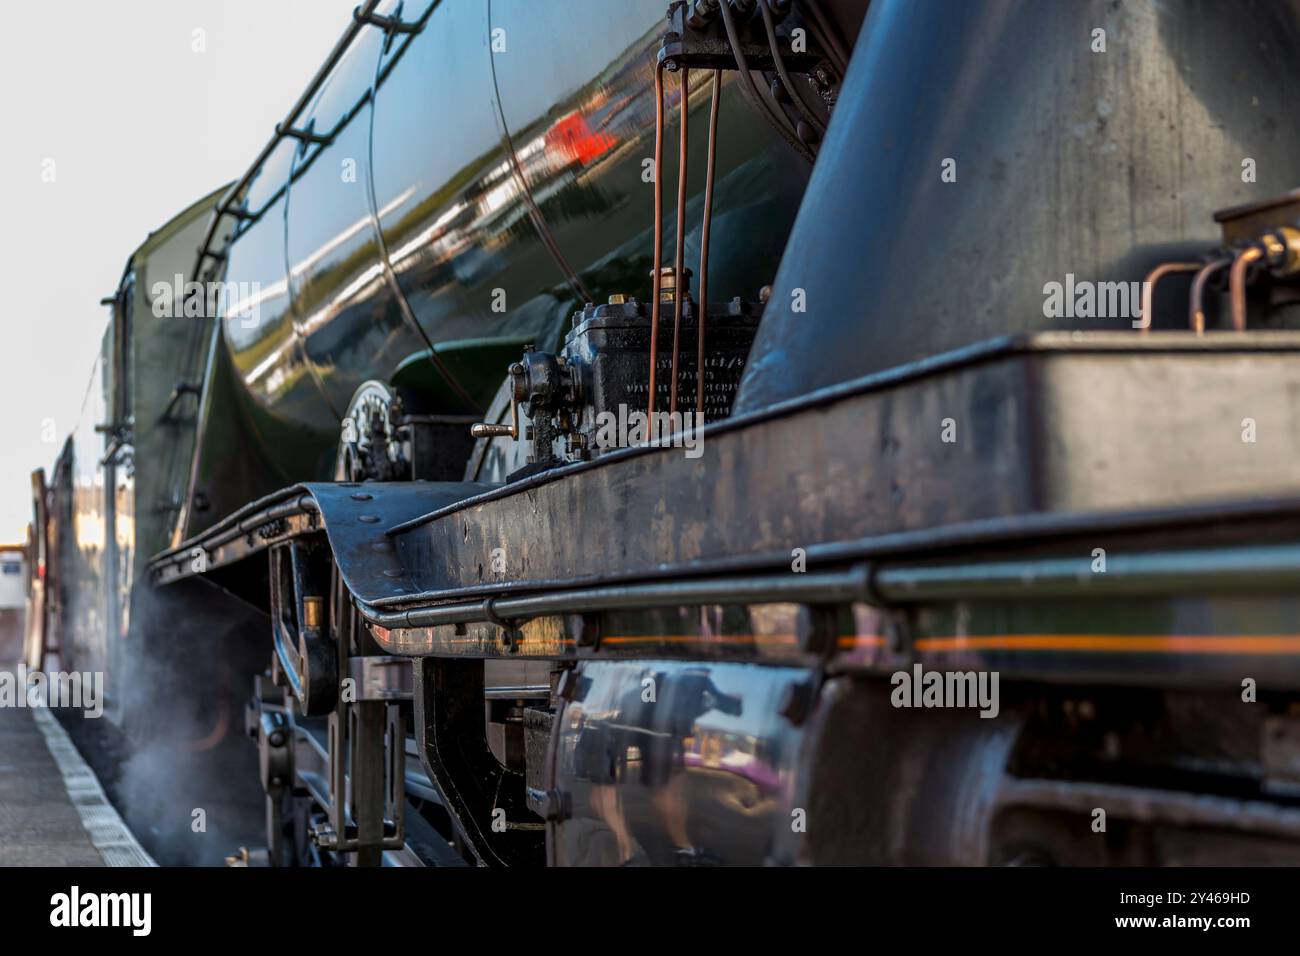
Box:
[554,660,805,866]
[181,0,808,537]
[489,0,806,309]
[286,18,395,424]
[736,0,1300,412]
[371,0,568,410]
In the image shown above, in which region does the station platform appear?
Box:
[0,689,154,867]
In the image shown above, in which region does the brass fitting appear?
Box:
[1263,225,1300,277]
[302,595,324,629]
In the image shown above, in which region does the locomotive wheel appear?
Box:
[336,380,408,482]
[791,675,1024,865]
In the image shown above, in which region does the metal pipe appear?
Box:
[648,63,666,419]
[1137,262,1199,334]
[800,0,849,75]
[1189,256,1232,333]
[1229,245,1264,332]
[360,568,870,630]
[874,542,1300,602]
[358,541,1300,636]
[162,522,1300,620]
[697,70,722,417]
[192,0,382,280]
[670,67,691,424]
[761,0,826,138]
[156,492,316,568]
[719,0,815,164]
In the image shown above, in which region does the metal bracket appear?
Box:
[483,596,522,651]
[353,1,421,52]
[659,0,822,74]
[275,117,334,158]
[96,420,134,467]
[353,2,421,33]
[413,658,545,866]
[98,437,131,468]
[161,381,202,422]
[269,539,338,716]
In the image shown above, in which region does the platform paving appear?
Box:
[0,671,153,867]
[0,705,105,865]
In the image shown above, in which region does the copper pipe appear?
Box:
[1138,262,1199,334]
[1229,245,1264,332]
[697,70,722,418]
[669,67,690,426]
[648,63,666,420]
[1189,257,1232,333]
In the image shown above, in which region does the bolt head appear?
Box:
[310,824,338,849]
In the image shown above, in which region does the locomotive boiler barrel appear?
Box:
[186,0,811,537]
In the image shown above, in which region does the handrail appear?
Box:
[190,0,384,282]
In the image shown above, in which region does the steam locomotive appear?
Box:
[26,0,1300,866]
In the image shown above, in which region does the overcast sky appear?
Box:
[0,0,359,541]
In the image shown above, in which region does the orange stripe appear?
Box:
[602,634,799,645]
[387,627,1300,656]
[914,634,1300,654]
[840,635,888,648]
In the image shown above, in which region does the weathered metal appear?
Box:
[413,657,544,866]
[734,0,1300,412]
[382,333,1300,597]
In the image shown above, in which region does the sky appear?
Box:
[0,0,360,542]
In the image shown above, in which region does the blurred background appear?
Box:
[0,0,358,543]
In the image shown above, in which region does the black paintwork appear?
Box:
[183,0,809,539]
[737,0,1300,411]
